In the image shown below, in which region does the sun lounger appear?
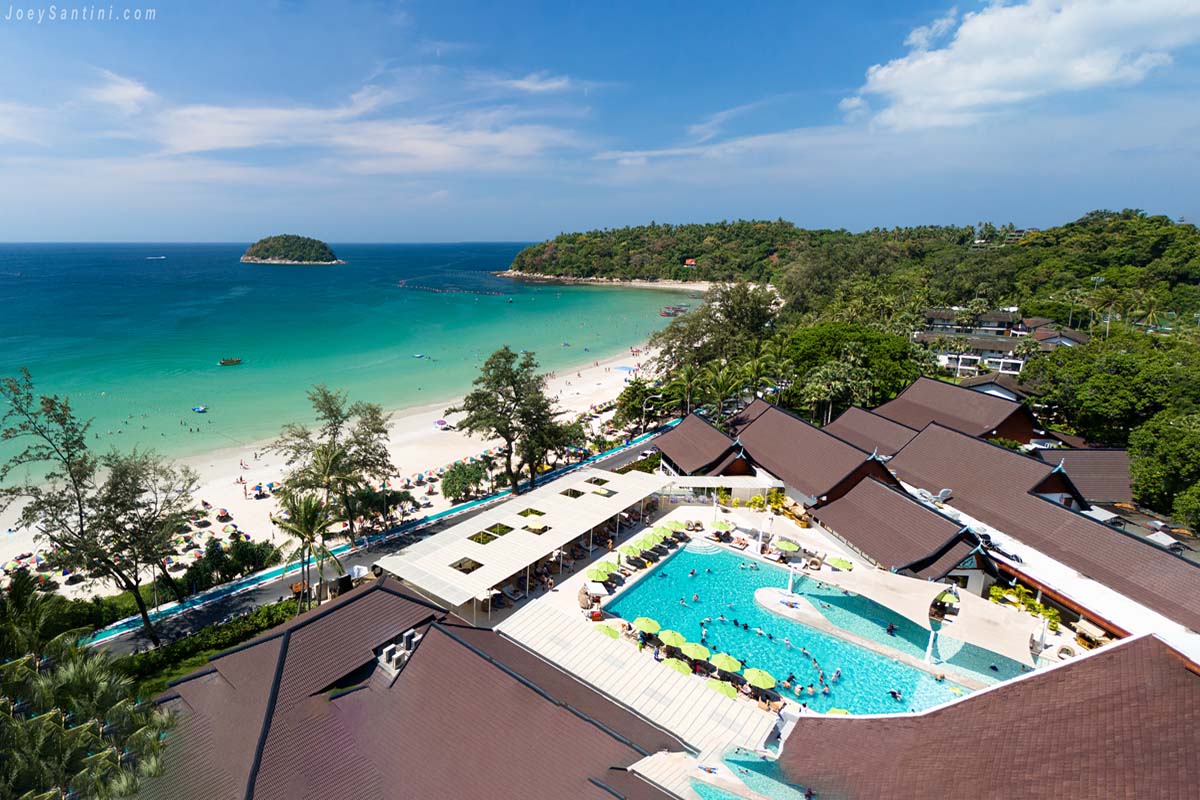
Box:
[730,539,748,551]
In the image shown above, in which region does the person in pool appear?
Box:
[832,668,841,683]
[689,569,696,577]
[679,597,688,606]
[806,684,816,695]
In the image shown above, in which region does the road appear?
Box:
[101,442,655,656]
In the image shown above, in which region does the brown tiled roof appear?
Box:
[732,402,882,499]
[958,372,1036,400]
[653,413,737,474]
[1036,448,1133,504]
[778,635,1200,800]
[1022,316,1054,329]
[727,397,774,434]
[145,579,678,800]
[810,478,971,578]
[823,407,918,456]
[873,377,1037,437]
[1034,326,1090,343]
[889,424,1200,633]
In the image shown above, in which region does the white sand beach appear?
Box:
[1,345,657,598]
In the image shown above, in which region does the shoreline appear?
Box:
[239,257,345,265]
[0,344,655,598]
[495,270,712,294]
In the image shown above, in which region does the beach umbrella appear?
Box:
[3,561,19,572]
[218,508,229,517]
[710,653,742,673]
[635,537,658,552]
[586,568,612,583]
[191,549,204,559]
[707,678,737,698]
[222,524,238,534]
[681,642,710,661]
[632,617,661,635]
[664,520,686,531]
[658,629,686,648]
[827,557,854,571]
[743,668,776,690]
[712,520,735,532]
[651,526,674,539]
[775,539,800,552]
[662,658,691,676]
[618,545,642,558]
[935,589,960,605]
[435,419,448,427]
[593,561,619,575]
[597,624,619,640]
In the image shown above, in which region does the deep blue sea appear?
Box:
[0,243,679,459]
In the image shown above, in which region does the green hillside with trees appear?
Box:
[242,234,340,263]
[511,210,1200,323]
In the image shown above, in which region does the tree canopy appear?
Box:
[241,234,340,263]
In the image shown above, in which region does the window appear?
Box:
[592,487,617,498]
[468,531,498,545]
[585,477,609,487]
[560,488,584,499]
[518,508,545,518]
[450,557,483,575]
[487,523,514,536]
[523,523,551,535]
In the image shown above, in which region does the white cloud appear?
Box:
[904,6,958,51]
[491,71,572,93]
[843,0,1200,130]
[86,70,156,115]
[686,101,765,143]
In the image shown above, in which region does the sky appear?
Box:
[0,0,1198,241]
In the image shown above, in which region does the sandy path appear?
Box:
[1,346,656,598]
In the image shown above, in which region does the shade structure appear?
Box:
[710,653,742,672]
[651,526,675,539]
[632,617,661,634]
[935,589,960,604]
[586,568,612,582]
[586,581,609,596]
[618,545,642,557]
[680,642,711,661]
[743,668,776,689]
[711,520,735,532]
[662,657,691,675]
[664,520,686,531]
[658,629,686,648]
[597,624,620,639]
[827,557,854,571]
[707,678,737,698]
[634,537,659,552]
[593,561,619,575]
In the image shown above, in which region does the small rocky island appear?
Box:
[240,234,343,264]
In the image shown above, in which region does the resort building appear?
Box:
[653,413,750,476]
[777,634,1200,799]
[1034,448,1133,506]
[958,371,1037,402]
[142,578,686,800]
[872,376,1044,444]
[728,399,899,505]
[921,308,1022,336]
[822,406,918,457]
[913,331,1028,375]
[887,423,1200,662]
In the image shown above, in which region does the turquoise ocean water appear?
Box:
[0,243,681,461]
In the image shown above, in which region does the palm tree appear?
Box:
[276,492,340,613]
[703,363,744,422]
[666,363,702,415]
[307,444,363,538]
[799,361,872,425]
[1061,287,1088,329]
[1087,287,1120,338]
[741,355,773,399]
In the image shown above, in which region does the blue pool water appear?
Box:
[606,544,1004,714]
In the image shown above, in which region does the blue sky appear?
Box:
[1,0,1198,241]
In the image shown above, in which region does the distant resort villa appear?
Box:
[240,234,343,264]
[140,375,1200,799]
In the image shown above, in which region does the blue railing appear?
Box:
[85,422,676,646]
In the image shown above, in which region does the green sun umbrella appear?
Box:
[635,537,659,551]
[597,624,620,639]
[664,520,686,531]
[827,557,854,571]
[935,589,960,605]
[652,526,675,539]
[681,642,711,661]
[710,653,742,672]
[618,544,642,557]
[743,668,776,690]
[593,561,619,574]
[632,617,661,634]
[711,520,735,532]
[707,678,737,698]
[658,629,687,648]
[775,539,800,552]
[587,568,612,582]
[662,657,691,675]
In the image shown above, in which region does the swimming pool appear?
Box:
[605,544,1003,714]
